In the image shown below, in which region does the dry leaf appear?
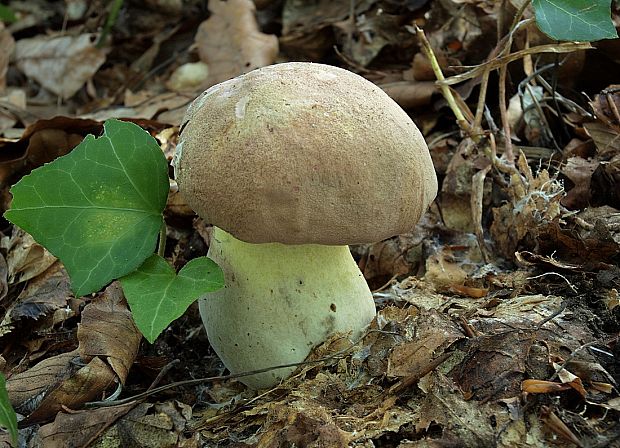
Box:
[1,229,57,285]
[14,33,107,99]
[6,350,80,410]
[37,403,136,448]
[195,0,278,87]
[387,310,462,379]
[78,283,141,383]
[379,81,436,109]
[561,156,600,209]
[23,356,116,425]
[8,261,72,325]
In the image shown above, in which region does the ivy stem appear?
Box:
[97,0,124,48]
[158,222,166,258]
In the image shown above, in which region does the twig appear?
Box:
[527,272,578,294]
[147,359,180,392]
[473,69,491,134]
[498,63,514,163]
[414,25,469,132]
[549,341,597,382]
[85,335,366,408]
[437,42,592,87]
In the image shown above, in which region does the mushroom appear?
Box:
[174,62,437,388]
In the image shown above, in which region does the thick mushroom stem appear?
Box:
[199,226,377,389]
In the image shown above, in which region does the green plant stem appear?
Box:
[414,25,469,133]
[97,0,124,48]
[158,222,166,258]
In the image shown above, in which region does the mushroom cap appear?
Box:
[175,62,437,245]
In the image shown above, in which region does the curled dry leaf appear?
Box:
[23,356,116,425]
[77,283,142,384]
[14,33,107,99]
[5,286,140,426]
[1,229,57,285]
[6,350,80,411]
[195,0,278,87]
[5,261,72,331]
[0,117,103,189]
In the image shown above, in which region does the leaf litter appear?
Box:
[0,0,619,447]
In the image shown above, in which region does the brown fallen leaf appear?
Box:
[451,331,533,402]
[5,261,73,331]
[257,404,351,448]
[78,283,141,383]
[23,356,116,425]
[414,371,495,444]
[5,285,140,426]
[584,121,620,159]
[387,309,462,379]
[0,116,101,186]
[6,350,80,411]
[14,33,108,99]
[1,229,57,285]
[424,247,469,290]
[37,402,136,448]
[195,0,278,87]
[379,81,436,109]
[561,156,599,210]
[110,403,194,448]
[521,379,573,394]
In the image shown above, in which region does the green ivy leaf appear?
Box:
[4,119,169,296]
[0,5,17,23]
[120,255,224,343]
[0,373,17,446]
[532,0,618,42]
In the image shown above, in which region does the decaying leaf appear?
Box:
[77,283,141,383]
[6,350,80,411]
[387,309,462,379]
[4,285,140,426]
[561,156,599,209]
[195,0,278,87]
[37,402,136,448]
[5,261,73,329]
[14,33,107,99]
[1,229,57,285]
[97,402,196,448]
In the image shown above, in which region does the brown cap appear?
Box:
[175,62,437,245]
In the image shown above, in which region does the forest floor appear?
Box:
[0,0,619,447]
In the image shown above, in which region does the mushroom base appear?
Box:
[199,227,377,389]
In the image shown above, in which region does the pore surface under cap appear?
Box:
[175,62,437,245]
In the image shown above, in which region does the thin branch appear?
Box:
[414,25,469,132]
[438,42,592,87]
